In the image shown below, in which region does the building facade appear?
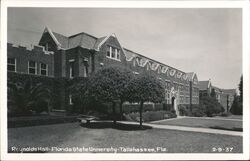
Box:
[198,80,236,112]
[7,27,199,115]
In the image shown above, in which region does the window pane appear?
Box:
[106,46,110,57]
[111,48,115,58]
[117,50,120,60]
[29,61,35,67]
[8,65,15,71]
[41,70,47,75]
[70,62,74,78]
[8,58,15,64]
[41,63,46,69]
[29,68,35,74]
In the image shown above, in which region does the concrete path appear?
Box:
[181,116,243,122]
[119,121,242,137]
[150,116,185,123]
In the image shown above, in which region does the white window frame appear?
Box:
[28,61,37,74]
[40,63,48,76]
[106,46,121,61]
[7,58,16,72]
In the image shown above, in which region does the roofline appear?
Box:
[123,48,187,75]
[69,32,98,39]
[97,33,116,50]
[44,27,62,48]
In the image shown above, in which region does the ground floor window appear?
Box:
[40,63,48,76]
[28,61,37,74]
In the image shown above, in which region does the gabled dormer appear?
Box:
[96,33,127,63]
[38,27,68,52]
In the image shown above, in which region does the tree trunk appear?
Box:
[119,101,123,120]
[140,101,143,128]
[112,102,116,124]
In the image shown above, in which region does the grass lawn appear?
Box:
[8,122,242,153]
[215,115,243,120]
[153,117,242,131]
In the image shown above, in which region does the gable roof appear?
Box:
[68,32,97,49]
[198,80,211,90]
[40,27,196,78]
[52,32,69,48]
[186,72,195,81]
[212,86,223,93]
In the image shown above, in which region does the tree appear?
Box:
[239,75,243,102]
[230,76,243,115]
[127,73,165,128]
[87,66,133,124]
[8,79,51,115]
[230,95,242,115]
[199,96,224,117]
[211,88,216,98]
[68,77,89,114]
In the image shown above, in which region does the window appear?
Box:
[116,49,120,60]
[28,61,37,74]
[106,46,121,61]
[40,63,48,76]
[111,48,116,58]
[69,94,73,105]
[106,46,111,57]
[69,60,75,79]
[7,58,16,72]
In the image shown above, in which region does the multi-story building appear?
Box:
[7,27,199,115]
[198,80,236,112]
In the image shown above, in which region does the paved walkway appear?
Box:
[182,116,243,122]
[150,116,243,124]
[119,120,242,137]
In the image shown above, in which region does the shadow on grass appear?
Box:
[209,126,243,132]
[80,121,152,131]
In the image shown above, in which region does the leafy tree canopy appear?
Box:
[211,88,216,98]
[127,73,165,103]
[239,75,243,102]
[8,79,51,114]
[87,66,134,103]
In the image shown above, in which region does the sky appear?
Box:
[7,8,242,89]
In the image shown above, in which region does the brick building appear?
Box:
[198,80,236,112]
[7,27,199,115]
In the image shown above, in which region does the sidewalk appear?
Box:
[119,121,242,136]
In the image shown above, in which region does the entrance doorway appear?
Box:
[172,96,179,116]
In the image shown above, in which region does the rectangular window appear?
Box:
[116,49,120,60]
[7,58,16,72]
[40,63,48,76]
[69,94,73,105]
[106,46,121,61]
[28,61,37,74]
[111,48,116,58]
[69,60,75,78]
[106,46,111,57]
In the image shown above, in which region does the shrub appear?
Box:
[178,104,191,116]
[219,112,232,117]
[124,110,177,122]
[191,108,206,117]
[199,96,224,117]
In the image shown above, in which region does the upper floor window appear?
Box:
[69,59,75,79]
[106,46,121,61]
[40,63,48,76]
[7,58,16,72]
[28,61,37,74]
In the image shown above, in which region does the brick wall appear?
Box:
[7,43,54,77]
